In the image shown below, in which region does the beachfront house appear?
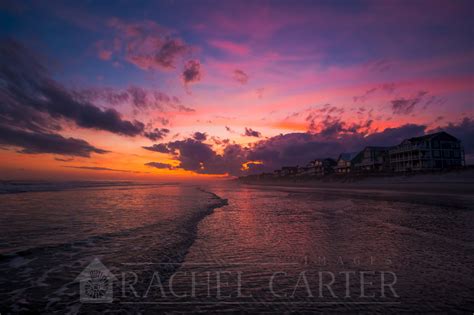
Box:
[388,131,465,172]
[258,173,274,180]
[280,166,299,177]
[335,153,357,173]
[296,166,311,177]
[352,146,391,172]
[304,158,337,176]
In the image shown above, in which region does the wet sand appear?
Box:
[237,169,474,195]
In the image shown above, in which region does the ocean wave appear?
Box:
[0,180,181,194]
[0,187,229,313]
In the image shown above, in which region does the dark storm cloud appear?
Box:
[391,91,428,115]
[142,143,171,153]
[243,127,261,137]
[0,124,108,157]
[247,133,345,171]
[233,69,249,84]
[141,141,223,175]
[145,162,175,169]
[0,39,145,137]
[193,131,207,141]
[182,60,202,84]
[149,139,247,175]
[144,128,170,141]
[363,124,426,146]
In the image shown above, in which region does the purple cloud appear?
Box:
[193,132,208,141]
[391,91,428,115]
[182,59,202,85]
[145,162,175,169]
[0,124,107,157]
[233,69,249,84]
[244,127,261,137]
[106,18,192,70]
[142,143,171,153]
[144,128,170,141]
[0,39,145,137]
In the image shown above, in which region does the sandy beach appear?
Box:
[237,168,474,195]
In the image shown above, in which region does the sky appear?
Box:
[0,0,473,180]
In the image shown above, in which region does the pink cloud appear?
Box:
[100,18,193,71]
[208,39,250,56]
[98,50,112,60]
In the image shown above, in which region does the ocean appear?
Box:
[0,181,473,313]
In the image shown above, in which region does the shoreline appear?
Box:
[236,169,474,195]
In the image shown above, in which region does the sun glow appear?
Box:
[241,161,264,171]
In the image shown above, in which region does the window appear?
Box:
[433,150,440,157]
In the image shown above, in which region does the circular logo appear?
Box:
[84,269,110,299]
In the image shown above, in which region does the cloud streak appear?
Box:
[145,162,175,169]
[0,124,107,157]
[64,166,142,173]
[391,91,428,115]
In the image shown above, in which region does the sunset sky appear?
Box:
[0,0,473,180]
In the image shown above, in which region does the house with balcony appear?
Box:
[335,153,357,173]
[280,166,299,177]
[388,131,465,172]
[303,158,337,176]
[352,146,391,172]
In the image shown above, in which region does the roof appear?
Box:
[337,152,357,161]
[310,158,337,162]
[75,258,118,281]
[364,146,391,151]
[406,131,460,143]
